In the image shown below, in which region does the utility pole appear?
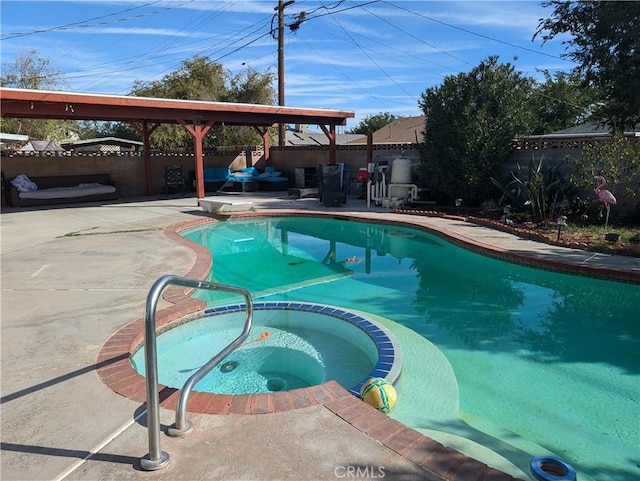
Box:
[275,0,295,147]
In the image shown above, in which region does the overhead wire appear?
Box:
[294,34,398,114]
[1,0,195,40]
[322,6,417,102]
[359,3,473,67]
[53,4,274,91]
[381,0,571,63]
[307,1,581,113]
[2,0,581,114]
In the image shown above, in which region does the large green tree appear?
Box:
[529,69,596,134]
[107,56,276,148]
[534,1,640,131]
[418,56,534,204]
[0,49,75,141]
[348,112,397,135]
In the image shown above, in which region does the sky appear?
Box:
[0,0,576,131]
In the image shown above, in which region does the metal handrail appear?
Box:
[140,274,253,471]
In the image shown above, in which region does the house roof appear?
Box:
[61,137,144,151]
[18,140,65,152]
[348,116,426,144]
[526,122,640,139]
[0,132,29,143]
[63,137,144,147]
[282,131,365,146]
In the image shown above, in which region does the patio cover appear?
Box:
[0,88,354,198]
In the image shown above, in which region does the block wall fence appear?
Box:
[2,138,638,216]
[1,144,417,197]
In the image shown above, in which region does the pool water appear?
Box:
[183,216,640,480]
[131,307,380,394]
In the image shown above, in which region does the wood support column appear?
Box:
[179,120,212,199]
[131,121,159,195]
[319,124,337,165]
[254,127,270,165]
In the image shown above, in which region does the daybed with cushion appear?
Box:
[8,173,119,207]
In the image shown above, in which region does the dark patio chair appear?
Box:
[164,165,186,196]
[320,164,347,207]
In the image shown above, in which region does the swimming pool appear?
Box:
[130,302,401,395]
[182,215,640,480]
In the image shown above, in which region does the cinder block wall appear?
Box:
[1,149,256,196]
[1,143,421,197]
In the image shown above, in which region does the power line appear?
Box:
[325,10,417,102]
[296,35,400,115]
[1,1,195,40]
[359,4,473,67]
[382,0,570,63]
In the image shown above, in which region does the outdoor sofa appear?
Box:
[7,173,119,207]
[202,166,289,192]
[258,166,289,191]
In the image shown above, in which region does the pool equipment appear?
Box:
[367,157,389,207]
[368,156,418,208]
[360,377,397,413]
[529,456,577,481]
[220,361,238,373]
[390,157,411,184]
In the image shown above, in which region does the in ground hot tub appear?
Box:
[131,302,401,395]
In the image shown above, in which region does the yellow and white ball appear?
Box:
[359,377,397,413]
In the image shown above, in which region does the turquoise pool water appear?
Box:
[131,303,400,395]
[182,216,640,480]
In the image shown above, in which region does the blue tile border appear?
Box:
[202,301,403,393]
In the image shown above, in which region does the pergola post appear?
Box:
[131,121,159,195]
[254,127,271,165]
[319,124,337,165]
[179,120,212,199]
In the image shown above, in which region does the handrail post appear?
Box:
[139,274,253,470]
[168,285,253,436]
[140,275,172,471]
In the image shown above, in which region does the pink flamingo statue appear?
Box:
[594,175,617,229]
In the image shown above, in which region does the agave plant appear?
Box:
[491,156,579,224]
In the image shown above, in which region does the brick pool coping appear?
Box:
[99,209,635,481]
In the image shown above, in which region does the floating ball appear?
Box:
[360,377,397,413]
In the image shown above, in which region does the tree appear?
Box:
[124,56,276,148]
[0,48,64,90]
[348,112,397,135]
[529,69,596,134]
[568,133,640,221]
[418,56,535,204]
[0,49,75,141]
[217,66,277,146]
[534,1,640,131]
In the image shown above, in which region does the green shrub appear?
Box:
[491,156,579,223]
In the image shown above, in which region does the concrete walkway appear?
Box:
[1,192,638,481]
